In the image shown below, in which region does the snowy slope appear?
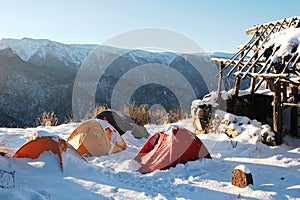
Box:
[126,50,177,66]
[0,116,299,200]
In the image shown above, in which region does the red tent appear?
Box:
[134,126,211,173]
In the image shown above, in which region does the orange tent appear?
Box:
[13,131,85,170]
[67,119,127,156]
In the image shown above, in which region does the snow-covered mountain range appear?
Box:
[0,38,96,65]
[0,38,229,127]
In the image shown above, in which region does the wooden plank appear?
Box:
[283,103,300,107]
[211,58,232,64]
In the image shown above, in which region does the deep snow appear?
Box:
[0,114,299,200]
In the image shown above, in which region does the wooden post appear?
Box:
[250,51,258,94]
[273,82,283,144]
[290,86,298,137]
[278,84,283,144]
[282,83,287,104]
[234,50,244,98]
[249,50,258,119]
[216,62,224,101]
[273,86,278,142]
[233,66,241,114]
[234,67,241,98]
[232,52,244,114]
[250,68,257,93]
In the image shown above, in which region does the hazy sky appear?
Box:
[1,0,299,52]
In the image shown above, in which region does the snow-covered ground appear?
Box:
[0,114,299,200]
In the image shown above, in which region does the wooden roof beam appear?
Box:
[211,58,262,69]
[246,16,300,35]
[235,72,289,79]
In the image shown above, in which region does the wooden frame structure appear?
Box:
[212,16,300,144]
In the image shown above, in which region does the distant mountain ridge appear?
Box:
[0,38,96,64]
[0,38,228,127]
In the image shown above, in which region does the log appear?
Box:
[232,165,253,188]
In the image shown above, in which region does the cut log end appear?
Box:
[232,168,253,188]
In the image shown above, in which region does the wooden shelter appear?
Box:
[212,16,300,144]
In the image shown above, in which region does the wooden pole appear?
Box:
[233,51,244,114]
[233,67,241,114]
[250,67,257,93]
[290,87,298,137]
[234,69,241,97]
[216,62,224,101]
[278,84,283,144]
[273,91,278,138]
[250,47,258,94]
[234,51,244,98]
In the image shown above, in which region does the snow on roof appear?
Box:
[231,89,273,97]
[246,16,300,35]
[192,89,273,110]
[264,27,300,63]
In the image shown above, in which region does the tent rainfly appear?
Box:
[13,131,85,171]
[67,119,127,157]
[134,126,211,173]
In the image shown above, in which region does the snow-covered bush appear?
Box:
[36,111,58,127]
